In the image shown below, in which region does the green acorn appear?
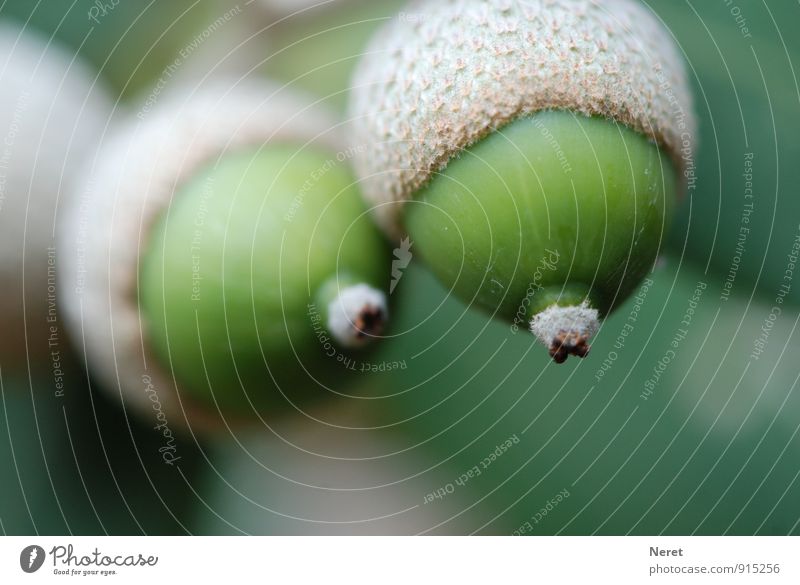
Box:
[59,79,390,433]
[349,0,696,361]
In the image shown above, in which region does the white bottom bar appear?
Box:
[2,536,797,583]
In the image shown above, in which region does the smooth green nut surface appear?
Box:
[140,144,388,414]
[405,110,678,328]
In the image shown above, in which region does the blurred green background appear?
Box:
[1,0,799,535]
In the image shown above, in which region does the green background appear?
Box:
[1,0,799,535]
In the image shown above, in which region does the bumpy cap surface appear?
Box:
[59,78,341,433]
[349,0,696,234]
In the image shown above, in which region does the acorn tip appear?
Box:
[530,301,599,363]
[327,284,388,348]
[548,330,591,364]
[353,303,387,341]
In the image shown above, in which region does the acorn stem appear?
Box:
[316,277,388,348]
[529,301,600,364]
[523,283,593,321]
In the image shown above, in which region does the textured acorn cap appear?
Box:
[0,22,112,365]
[349,0,696,235]
[59,78,342,434]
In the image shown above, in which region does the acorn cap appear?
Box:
[0,22,112,365]
[349,0,696,235]
[59,78,342,434]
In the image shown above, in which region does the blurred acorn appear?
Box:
[58,78,391,434]
[0,21,112,369]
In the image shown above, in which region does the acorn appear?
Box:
[58,78,390,433]
[0,22,112,367]
[349,0,696,361]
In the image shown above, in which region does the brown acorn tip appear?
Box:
[353,304,386,340]
[530,301,599,363]
[548,331,591,364]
